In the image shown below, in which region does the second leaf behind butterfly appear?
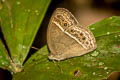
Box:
[47,8,97,61]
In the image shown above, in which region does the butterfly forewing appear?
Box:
[51,8,79,31]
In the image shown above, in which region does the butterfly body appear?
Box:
[47,8,96,61]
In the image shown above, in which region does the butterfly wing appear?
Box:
[49,8,79,31]
[55,25,97,60]
[47,8,79,56]
[47,8,96,60]
[47,22,79,60]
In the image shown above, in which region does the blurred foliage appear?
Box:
[0,0,51,72]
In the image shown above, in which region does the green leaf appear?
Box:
[0,39,11,70]
[13,16,120,80]
[89,16,120,37]
[0,0,51,72]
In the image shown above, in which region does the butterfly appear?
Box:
[47,8,97,61]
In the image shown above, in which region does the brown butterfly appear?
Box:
[47,8,97,61]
